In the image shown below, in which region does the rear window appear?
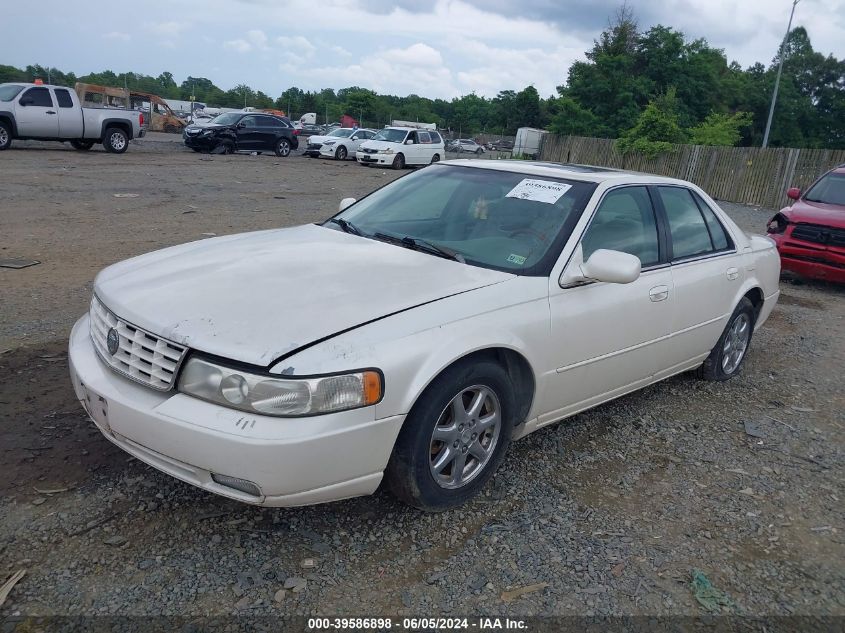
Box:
[54,89,74,108]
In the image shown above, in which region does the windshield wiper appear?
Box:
[328,218,362,235]
[373,232,465,263]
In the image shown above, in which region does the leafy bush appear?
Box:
[688,112,754,146]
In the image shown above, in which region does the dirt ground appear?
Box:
[1,134,843,623]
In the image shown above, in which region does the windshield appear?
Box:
[804,172,845,206]
[328,129,353,138]
[210,112,241,126]
[373,128,408,143]
[0,85,24,102]
[328,164,596,274]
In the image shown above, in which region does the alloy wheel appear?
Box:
[722,313,750,374]
[428,385,501,489]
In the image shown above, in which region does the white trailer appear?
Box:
[513,127,548,158]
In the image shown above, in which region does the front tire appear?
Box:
[275,138,291,157]
[391,153,405,170]
[386,359,515,511]
[698,297,755,381]
[70,140,94,151]
[335,145,347,160]
[103,127,128,154]
[0,121,11,150]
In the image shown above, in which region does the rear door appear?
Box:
[653,185,742,370]
[15,87,59,137]
[52,88,83,138]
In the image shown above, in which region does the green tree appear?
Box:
[617,88,686,157]
[548,97,602,136]
[688,111,753,146]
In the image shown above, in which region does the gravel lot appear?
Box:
[1,134,843,623]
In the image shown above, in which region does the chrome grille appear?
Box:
[89,295,187,391]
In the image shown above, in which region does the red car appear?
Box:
[767,164,845,283]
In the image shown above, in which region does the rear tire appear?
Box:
[698,297,755,381]
[392,153,405,170]
[0,121,11,151]
[431,153,440,164]
[335,145,347,160]
[70,140,94,151]
[275,138,291,157]
[386,359,516,511]
[103,127,129,154]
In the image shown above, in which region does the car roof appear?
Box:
[440,159,694,185]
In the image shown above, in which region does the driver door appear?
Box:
[235,115,261,150]
[15,87,59,137]
[541,185,674,424]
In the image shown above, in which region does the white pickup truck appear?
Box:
[0,82,145,153]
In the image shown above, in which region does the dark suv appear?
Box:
[183,112,299,156]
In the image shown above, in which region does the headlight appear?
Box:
[767,213,788,234]
[379,148,394,154]
[200,129,214,136]
[177,356,383,417]
[323,140,336,146]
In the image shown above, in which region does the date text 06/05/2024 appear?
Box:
[306,617,528,630]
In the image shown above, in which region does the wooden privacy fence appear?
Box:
[539,135,845,210]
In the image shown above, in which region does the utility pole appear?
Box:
[762,0,800,148]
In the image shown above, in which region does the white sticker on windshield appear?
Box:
[505,179,572,204]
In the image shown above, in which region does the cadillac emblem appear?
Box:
[106,328,120,355]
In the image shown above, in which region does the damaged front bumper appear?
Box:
[68,315,405,507]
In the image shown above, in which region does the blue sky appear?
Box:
[4,0,843,99]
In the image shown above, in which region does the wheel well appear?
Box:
[0,115,14,134]
[744,287,764,322]
[436,348,535,426]
[102,122,130,140]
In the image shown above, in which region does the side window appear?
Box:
[657,187,715,259]
[54,89,74,108]
[418,131,431,143]
[581,186,660,267]
[256,116,276,127]
[692,192,732,251]
[22,87,53,107]
[240,116,258,128]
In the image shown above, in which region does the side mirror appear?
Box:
[786,187,801,200]
[560,245,641,287]
[350,136,358,141]
[405,139,414,145]
[581,249,641,284]
[339,197,356,212]
[236,121,246,129]
[19,96,33,106]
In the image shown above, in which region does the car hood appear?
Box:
[94,224,513,367]
[783,199,845,229]
[359,140,402,151]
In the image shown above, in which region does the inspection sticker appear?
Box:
[507,254,527,265]
[505,179,572,204]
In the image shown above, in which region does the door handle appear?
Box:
[649,285,669,302]
[726,267,739,280]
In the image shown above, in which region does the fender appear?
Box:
[100,118,134,140]
[0,111,18,136]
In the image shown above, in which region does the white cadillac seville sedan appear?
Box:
[69,160,780,510]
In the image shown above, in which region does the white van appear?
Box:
[356,126,445,169]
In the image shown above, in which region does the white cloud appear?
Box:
[246,29,269,50]
[330,45,353,57]
[103,31,131,41]
[381,42,442,67]
[277,35,317,57]
[224,38,252,53]
[147,20,187,38]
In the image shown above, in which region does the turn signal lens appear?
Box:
[362,371,382,405]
